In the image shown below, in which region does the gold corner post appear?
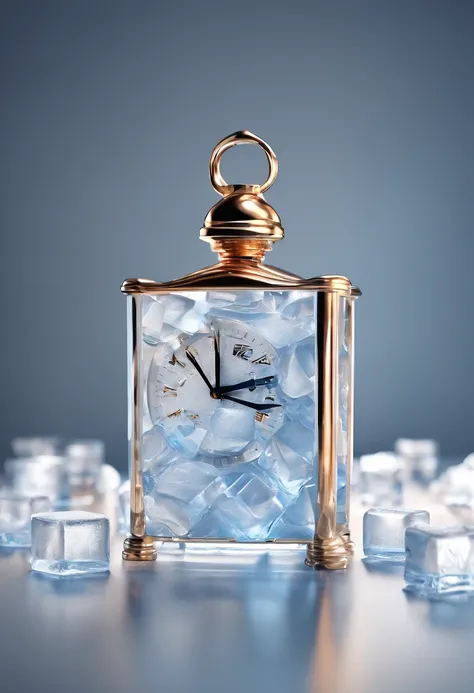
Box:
[122,294,157,562]
[306,291,349,570]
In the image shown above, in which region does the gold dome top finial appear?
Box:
[200,131,284,261]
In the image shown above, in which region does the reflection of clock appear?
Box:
[147,319,283,461]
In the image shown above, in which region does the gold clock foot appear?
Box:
[122,535,157,562]
[305,534,349,570]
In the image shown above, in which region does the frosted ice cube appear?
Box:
[0,494,51,547]
[11,437,61,457]
[63,440,104,491]
[31,511,110,577]
[144,460,223,537]
[359,453,403,506]
[395,438,438,482]
[260,420,314,496]
[5,456,65,500]
[405,524,474,595]
[201,406,256,455]
[363,507,430,561]
[217,471,289,540]
[117,480,130,534]
[279,342,315,399]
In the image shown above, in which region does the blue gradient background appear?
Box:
[1,0,473,470]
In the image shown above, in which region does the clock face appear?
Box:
[147,319,284,463]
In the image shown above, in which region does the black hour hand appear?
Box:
[216,375,276,395]
[185,349,214,392]
[220,394,281,411]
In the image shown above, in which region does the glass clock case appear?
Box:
[123,131,360,569]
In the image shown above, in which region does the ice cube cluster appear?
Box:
[139,290,346,541]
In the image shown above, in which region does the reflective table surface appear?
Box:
[1,477,474,693]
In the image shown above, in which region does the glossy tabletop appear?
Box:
[1,478,474,693]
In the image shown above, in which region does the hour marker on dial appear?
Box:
[163,386,177,396]
[252,354,272,365]
[255,412,269,423]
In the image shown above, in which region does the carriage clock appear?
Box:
[122,131,361,569]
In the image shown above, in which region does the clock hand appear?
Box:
[213,328,221,391]
[220,394,282,411]
[216,375,276,395]
[185,349,214,392]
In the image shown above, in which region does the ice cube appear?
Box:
[63,440,104,495]
[117,480,130,534]
[142,300,166,346]
[159,412,207,458]
[0,494,51,547]
[249,314,315,350]
[363,507,430,561]
[404,524,474,595]
[359,453,403,506]
[431,464,474,506]
[96,464,122,493]
[268,487,316,540]
[144,460,223,537]
[260,420,314,496]
[31,511,110,576]
[395,438,438,482]
[142,426,172,465]
[217,469,289,540]
[201,406,256,455]
[11,437,62,457]
[4,456,65,500]
[279,341,315,399]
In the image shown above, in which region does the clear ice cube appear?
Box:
[159,413,208,458]
[0,494,51,547]
[359,453,403,506]
[405,524,474,595]
[216,469,289,540]
[268,487,315,540]
[431,464,474,507]
[395,438,438,482]
[363,507,430,561]
[201,406,256,455]
[279,341,315,399]
[142,300,166,346]
[260,420,314,496]
[11,437,61,457]
[31,511,110,576]
[4,456,65,500]
[144,460,223,537]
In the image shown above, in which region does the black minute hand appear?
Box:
[220,394,282,411]
[185,349,213,392]
[216,376,276,395]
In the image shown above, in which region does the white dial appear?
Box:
[147,319,283,461]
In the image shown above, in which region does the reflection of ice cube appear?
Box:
[359,453,403,506]
[0,494,51,547]
[202,406,256,455]
[159,413,207,458]
[363,507,430,561]
[217,472,288,540]
[144,460,222,537]
[405,524,474,595]
[260,421,314,497]
[279,341,315,398]
[31,511,110,576]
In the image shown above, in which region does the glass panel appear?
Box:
[139,289,317,542]
[336,296,349,526]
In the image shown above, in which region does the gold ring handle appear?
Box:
[209,130,278,196]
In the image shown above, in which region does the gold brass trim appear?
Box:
[122,535,157,561]
[121,269,361,297]
[306,291,350,570]
[208,130,278,197]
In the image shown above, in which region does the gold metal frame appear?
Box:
[121,130,360,567]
